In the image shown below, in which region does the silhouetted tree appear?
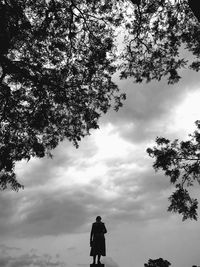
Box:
[142,0,200,220]
[0,0,127,190]
[121,0,200,84]
[1,0,200,190]
[147,121,200,220]
[127,0,200,221]
[144,258,171,267]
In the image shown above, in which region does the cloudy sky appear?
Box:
[1,55,200,267]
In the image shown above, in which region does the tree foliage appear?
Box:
[1,0,200,190]
[121,0,200,84]
[126,0,200,221]
[0,0,126,190]
[147,121,200,220]
[144,258,171,267]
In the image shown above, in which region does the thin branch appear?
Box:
[0,68,6,84]
[176,157,200,161]
[71,1,102,44]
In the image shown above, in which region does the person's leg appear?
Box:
[93,255,96,265]
[97,254,101,264]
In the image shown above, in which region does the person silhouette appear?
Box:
[90,216,107,265]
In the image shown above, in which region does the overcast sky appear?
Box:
[1,58,200,267]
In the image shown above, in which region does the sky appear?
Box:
[1,56,200,267]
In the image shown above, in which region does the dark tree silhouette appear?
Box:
[147,121,200,221]
[144,258,171,267]
[121,0,200,84]
[1,0,200,190]
[142,1,200,220]
[0,0,126,190]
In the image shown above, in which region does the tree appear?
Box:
[139,1,200,220]
[147,121,200,221]
[1,0,200,190]
[144,258,171,267]
[120,0,200,84]
[0,0,126,190]
[123,0,200,220]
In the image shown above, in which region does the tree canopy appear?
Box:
[147,121,200,221]
[143,1,200,220]
[144,258,171,267]
[0,0,126,190]
[0,0,200,192]
[121,0,200,84]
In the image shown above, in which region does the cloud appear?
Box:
[15,130,98,189]
[103,257,120,267]
[103,68,200,144]
[0,122,174,238]
[0,245,64,267]
[0,244,21,253]
[0,187,92,237]
[0,167,172,238]
[3,66,199,239]
[67,246,76,251]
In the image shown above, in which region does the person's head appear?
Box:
[96,216,102,222]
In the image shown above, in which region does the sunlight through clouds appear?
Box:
[55,123,137,189]
[169,89,200,137]
[93,123,135,160]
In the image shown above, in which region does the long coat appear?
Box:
[90,221,107,256]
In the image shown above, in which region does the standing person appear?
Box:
[90,216,107,265]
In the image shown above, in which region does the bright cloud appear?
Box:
[170,88,200,136]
